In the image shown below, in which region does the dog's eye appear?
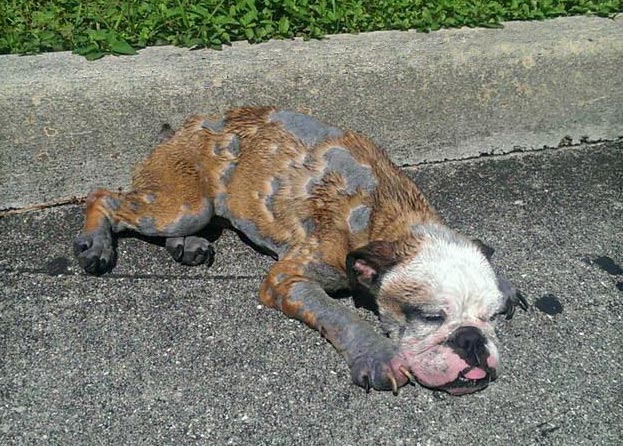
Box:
[422,314,445,323]
[402,305,445,324]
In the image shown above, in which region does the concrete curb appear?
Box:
[1,16,622,209]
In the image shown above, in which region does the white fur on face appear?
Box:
[381,226,502,324]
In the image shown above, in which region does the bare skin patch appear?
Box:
[214,193,230,218]
[348,205,371,233]
[202,118,225,133]
[231,218,289,259]
[269,110,343,148]
[103,195,121,211]
[220,163,237,186]
[213,192,288,258]
[265,177,283,214]
[137,198,214,237]
[324,148,377,194]
[226,135,241,156]
[214,135,241,157]
[306,147,378,195]
[303,262,348,293]
[301,217,316,236]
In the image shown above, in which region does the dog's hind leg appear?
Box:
[74,117,223,274]
[73,186,215,274]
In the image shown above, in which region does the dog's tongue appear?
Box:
[464,367,487,380]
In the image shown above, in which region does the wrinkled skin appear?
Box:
[349,230,528,395]
[397,322,500,395]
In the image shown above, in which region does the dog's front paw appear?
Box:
[349,342,411,394]
[165,236,215,267]
[73,229,115,275]
[497,275,529,319]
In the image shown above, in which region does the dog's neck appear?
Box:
[367,169,443,243]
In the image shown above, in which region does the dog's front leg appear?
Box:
[260,256,411,393]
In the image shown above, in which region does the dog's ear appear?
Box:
[472,238,495,261]
[346,241,399,292]
[471,239,528,317]
[497,275,529,319]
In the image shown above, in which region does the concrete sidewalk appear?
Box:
[1,141,622,445]
[1,16,623,209]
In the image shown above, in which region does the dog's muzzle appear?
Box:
[443,326,497,395]
[447,326,489,366]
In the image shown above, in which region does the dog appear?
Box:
[74,107,527,395]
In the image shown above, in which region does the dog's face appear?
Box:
[347,225,526,395]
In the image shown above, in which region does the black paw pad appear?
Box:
[166,236,215,267]
[73,229,115,275]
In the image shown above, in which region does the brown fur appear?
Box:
[84,106,439,270]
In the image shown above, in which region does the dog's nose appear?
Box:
[448,326,488,366]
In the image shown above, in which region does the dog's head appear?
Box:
[346,224,527,395]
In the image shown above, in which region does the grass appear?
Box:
[1,0,621,60]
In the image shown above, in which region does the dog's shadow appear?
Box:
[116,221,379,313]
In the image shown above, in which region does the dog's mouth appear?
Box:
[441,366,497,395]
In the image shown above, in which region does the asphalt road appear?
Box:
[1,141,622,445]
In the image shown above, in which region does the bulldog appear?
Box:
[74,107,527,395]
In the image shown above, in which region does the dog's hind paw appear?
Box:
[165,236,215,267]
[73,229,116,275]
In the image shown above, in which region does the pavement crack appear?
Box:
[401,136,623,168]
[3,137,621,216]
[0,195,86,217]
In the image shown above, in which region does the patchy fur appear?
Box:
[74,107,526,395]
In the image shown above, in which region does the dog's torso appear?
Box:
[133,107,439,274]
